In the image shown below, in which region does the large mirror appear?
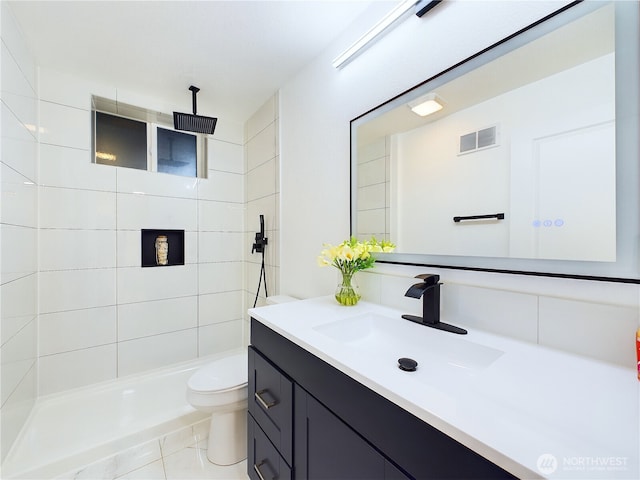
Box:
[351,1,640,281]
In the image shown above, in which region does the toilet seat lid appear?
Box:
[188,353,248,392]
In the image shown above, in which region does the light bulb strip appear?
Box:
[332,0,417,69]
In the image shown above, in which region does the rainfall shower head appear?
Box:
[173,86,217,135]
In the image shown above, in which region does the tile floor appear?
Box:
[115,447,248,480]
[54,420,249,480]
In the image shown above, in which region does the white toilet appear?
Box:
[186,352,248,465]
[186,295,298,465]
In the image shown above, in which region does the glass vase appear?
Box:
[335,271,361,306]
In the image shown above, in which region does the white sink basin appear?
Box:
[314,312,504,374]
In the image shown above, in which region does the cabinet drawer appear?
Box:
[248,346,293,465]
[248,414,292,480]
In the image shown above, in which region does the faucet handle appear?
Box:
[415,273,439,286]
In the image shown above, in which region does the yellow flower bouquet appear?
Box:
[318,237,395,305]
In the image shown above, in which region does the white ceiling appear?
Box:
[8,0,392,124]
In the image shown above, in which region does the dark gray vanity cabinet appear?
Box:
[248,345,402,480]
[248,318,516,480]
[295,385,411,479]
[248,347,293,480]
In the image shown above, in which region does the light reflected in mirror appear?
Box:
[351,1,640,281]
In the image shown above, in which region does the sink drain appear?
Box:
[398,357,418,372]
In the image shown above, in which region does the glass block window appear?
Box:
[95,112,147,170]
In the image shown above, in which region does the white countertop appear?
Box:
[249,296,639,480]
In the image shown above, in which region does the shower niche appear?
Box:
[141,229,185,267]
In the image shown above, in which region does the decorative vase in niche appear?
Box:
[335,271,361,306]
[155,235,169,265]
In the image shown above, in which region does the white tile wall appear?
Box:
[116,193,198,231]
[246,95,277,140]
[39,101,90,149]
[39,345,118,395]
[39,187,116,230]
[0,365,36,462]
[0,107,38,180]
[199,291,244,326]
[198,262,243,295]
[198,320,243,356]
[198,200,245,232]
[117,297,198,341]
[1,163,37,227]
[207,139,244,174]
[1,318,37,405]
[30,65,247,396]
[356,209,386,238]
[358,157,386,187]
[244,94,280,343]
[39,269,116,314]
[356,137,390,241]
[246,158,276,202]
[39,144,116,191]
[117,168,198,199]
[0,274,37,336]
[117,329,197,377]
[357,182,386,210]
[1,2,39,461]
[1,224,37,280]
[117,265,198,304]
[246,121,276,171]
[39,307,116,356]
[198,171,244,202]
[199,232,244,263]
[39,229,116,271]
[246,195,277,232]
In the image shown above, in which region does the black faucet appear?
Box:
[402,274,467,335]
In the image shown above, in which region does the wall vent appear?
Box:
[458,125,499,154]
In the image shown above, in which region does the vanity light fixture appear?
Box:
[408,92,444,116]
[332,0,417,69]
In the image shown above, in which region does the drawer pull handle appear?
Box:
[255,389,277,410]
[254,460,269,480]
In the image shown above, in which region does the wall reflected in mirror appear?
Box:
[351,1,639,280]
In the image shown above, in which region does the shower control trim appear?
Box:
[252,214,268,254]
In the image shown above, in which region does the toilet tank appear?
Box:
[266,295,298,305]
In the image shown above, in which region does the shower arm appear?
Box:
[189,85,200,115]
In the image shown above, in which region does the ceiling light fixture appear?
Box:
[408,93,444,116]
[332,0,417,69]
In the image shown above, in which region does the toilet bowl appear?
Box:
[186,296,298,465]
[186,352,248,465]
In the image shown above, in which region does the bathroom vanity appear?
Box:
[247,297,638,479]
[247,320,513,479]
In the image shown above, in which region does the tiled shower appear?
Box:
[0,1,280,463]
[36,70,246,394]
